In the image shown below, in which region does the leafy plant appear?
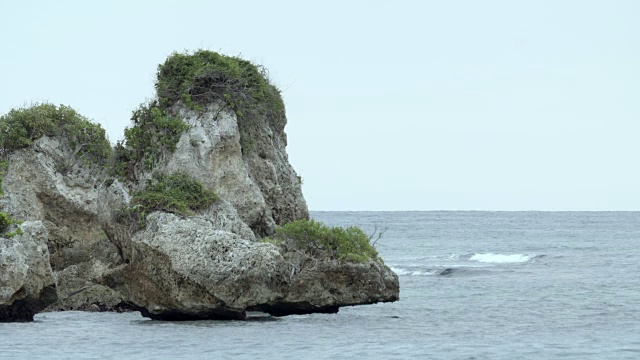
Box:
[5,227,24,238]
[263,219,379,263]
[0,211,22,237]
[113,101,190,180]
[127,172,218,226]
[0,212,13,232]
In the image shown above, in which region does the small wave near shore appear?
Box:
[390,252,542,277]
[468,253,535,264]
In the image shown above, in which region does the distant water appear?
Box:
[2,211,640,359]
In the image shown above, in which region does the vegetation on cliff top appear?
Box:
[0,104,111,165]
[114,50,283,178]
[262,219,380,263]
[155,50,286,153]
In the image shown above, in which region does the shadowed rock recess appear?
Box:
[0,50,399,322]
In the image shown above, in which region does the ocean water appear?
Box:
[2,211,640,359]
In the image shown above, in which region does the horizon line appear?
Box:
[309,209,640,212]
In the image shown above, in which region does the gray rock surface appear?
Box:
[108,212,398,320]
[0,221,58,322]
[1,136,124,311]
[161,103,308,236]
[44,260,129,312]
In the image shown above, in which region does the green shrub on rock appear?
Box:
[155,50,286,154]
[113,50,287,179]
[114,102,190,179]
[263,219,379,263]
[0,103,111,165]
[130,172,218,221]
[0,212,13,232]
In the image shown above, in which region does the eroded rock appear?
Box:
[161,103,308,236]
[1,137,125,311]
[107,212,397,320]
[0,52,399,321]
[0,221,58,322]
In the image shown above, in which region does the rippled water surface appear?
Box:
[2,211,640,359]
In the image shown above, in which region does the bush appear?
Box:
[130,172,218,221]
[0,103,111,164]
[155,50,286,154]
[264,219,379,263]
[114,102,190,179]
[0,212,13,232]
[5,227,24,238]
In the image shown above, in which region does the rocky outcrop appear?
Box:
[0,51,399,321]
[161,103,308,236]
[104,211,397,320]
[0,221,58,322]
[1,137,125,311]
[91,98,398,320]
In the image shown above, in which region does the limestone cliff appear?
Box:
[0,50,399,321]
[0,221,58,322]
[160,102,308,236]
[98,180,398,320]
[0,136,127,312]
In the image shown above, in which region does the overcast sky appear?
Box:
[1,1,638,210]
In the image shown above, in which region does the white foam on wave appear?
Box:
[468,253,533,264]
[389,266,437,276]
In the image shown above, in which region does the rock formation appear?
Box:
[160,103,308,236]
[0,50,399,321]
[0,221,58,322]
[0,136,127,313]
[98,182,397,320]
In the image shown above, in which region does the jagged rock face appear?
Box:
[108,212,398,320]
[1,137,124,311]
[238,104,309,230]
[96,180,256,260]
[0,91,398,320]
[44,260,130,312]
[161,103,308,236]
[252,254,400,316]
[0,221,58,322]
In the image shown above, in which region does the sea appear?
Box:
[1,211,639,359]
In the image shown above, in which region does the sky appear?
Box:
[1,0,639,211]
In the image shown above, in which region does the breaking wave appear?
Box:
[389,253,543,276]
[389,266,439,276]
[468,253,534,264]
[389,266,487,277]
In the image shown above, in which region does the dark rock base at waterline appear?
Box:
[0,285,58,322]
[134,303,345,321]
[250,303,340,317]
[135,305,248,321]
